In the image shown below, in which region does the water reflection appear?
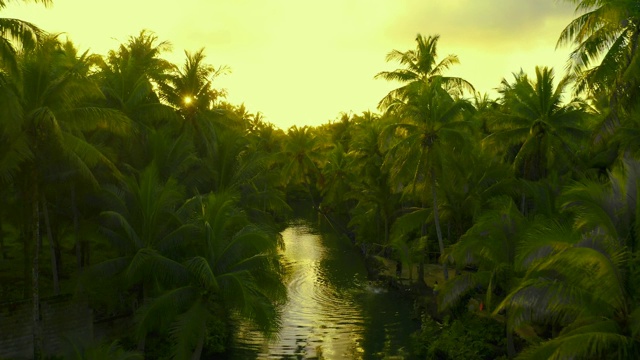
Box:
[232,222,416,359]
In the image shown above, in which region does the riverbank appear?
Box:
[377,258,460,289]
[365,256,469,320]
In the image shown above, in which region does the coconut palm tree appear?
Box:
[375,33,474,110]
[380,77,474,281]
[160,48,228,158]
[437,141,515,242]
[94,30,177,170]
[98,30,174,119]
[94,165,195,353]
[558,0,640,130]
[136,191,286,359]
[441,196,528,358]
[13,34,128,190]
[319,144,353,213]
[487,66,589,183]
[4,35,128,358]
[0,65,28,183]
[281,125,326,206]
[344,113,398,251]
[376,34,476,280]
[495,158,640,359]
[0,0,51,74]
[499,223,640,359]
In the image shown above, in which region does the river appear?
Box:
[229,220,419,359]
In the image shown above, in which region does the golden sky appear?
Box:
[4,0,577,129]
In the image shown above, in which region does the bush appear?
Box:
[412,313,507,360]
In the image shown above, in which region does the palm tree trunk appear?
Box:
[137,283,149,354]
[22,226,30,299]
[383,215,389,245]
[430,172,448,280]
[0,217,6,260]
[41,194,60,295]
[31,186,43,359]
[417,260,425,285]
[506,323,516,359]
[418,222,426,285]
[0,217,7,260]
[304,180,318,211]
[191,331,205,360]
[71,186,81,269]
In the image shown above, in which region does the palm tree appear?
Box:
[441,196,527,358]
[0,0,51,74]
[470,92,500,137]
[376,34,476,281]
[281,125,325,206]
[380,77,474,281]
[496,158,640,358]
[375,33,474,110]
[558,0,640,130]
[499,224,640,359]
[319,144,353,214]
[326,112,354,152]
[94,30,177,170]
[0,64,28,183]
[94,165,195,353]
[487,67,589,184]
[5,35,128,358]
[437,140,515,242]
[136,191,286,359]
[160,48,228,158]
[347,113,398,253]
[243,121,291,222]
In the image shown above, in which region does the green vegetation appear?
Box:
[1,0,640,359]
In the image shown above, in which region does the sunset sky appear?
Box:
[4,0,578,129]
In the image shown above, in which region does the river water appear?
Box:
[230,220,419,359]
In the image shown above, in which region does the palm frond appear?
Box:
[184,256,219,291]
[170,299,209,360]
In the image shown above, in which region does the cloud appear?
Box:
[384,0,576,50]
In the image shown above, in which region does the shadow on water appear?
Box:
[228,218,419,359]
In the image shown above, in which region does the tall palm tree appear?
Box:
[558,0,640,130]
[94,30,177,170]
[344,113,398,250]
[281,125,325,206]
[380,77,474,281]
[5,35,128,358]
[487,66,589,183]
[243,120,291,221]
[0,65,28,183]
[437,141,515,242]
[375,33,474,110]
[0,0,51,74]
[376,34,476,280]
[319,144,353,213]
[160,48,228,158]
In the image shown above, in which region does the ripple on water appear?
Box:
[231,223,416,359]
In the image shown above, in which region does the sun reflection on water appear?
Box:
[232,222,415,359]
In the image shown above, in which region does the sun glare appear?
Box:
[183,96,193,105]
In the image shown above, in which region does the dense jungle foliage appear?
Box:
[2,0,640,358]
